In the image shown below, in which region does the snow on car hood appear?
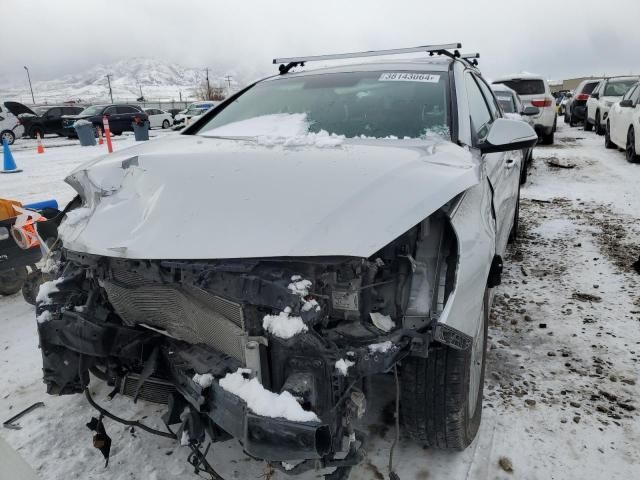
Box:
[59,134,479,259]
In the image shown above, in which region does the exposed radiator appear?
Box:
[120,373,176,405]
[103,266,247,363]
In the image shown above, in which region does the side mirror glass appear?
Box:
[478,118,538,154]
[620,99,633,108]
[521,106,540,116]
[0,227,9,241]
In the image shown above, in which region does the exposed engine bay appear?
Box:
[36,210,459,477]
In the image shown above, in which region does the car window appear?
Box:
[475,77,501,119]
[494,79,545,96]
[622,86,636,101]
[69,107,84,114]
[104,106,118,115]
[494,92,517,113]
[197,70,451,139]
[466,73,493,143]
[46,108,62,117]
[117,106,139,114]
[631,86,640,105]
[604,80,636,97]
[583,82,599,94]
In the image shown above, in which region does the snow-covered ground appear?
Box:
[1,122,639,479]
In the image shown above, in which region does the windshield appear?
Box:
[494,79,545,96]
[494,93,516,113]
[196,71,450,139]
[34,107,49,116]
[604,80,637,97]
[79,105,104,116]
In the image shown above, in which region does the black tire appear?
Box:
[605,121,616,149]
[508,183,521,243]
[401,289,489,449]
[626,127,639,163]
[29,126,44,139]
[563,112,569,124]
[162,119,170,129]
[569,114,577,127]
[541,129,554,145]
[519,152,528,185]
[552,116,557,133]
[595,112,604,135]
[0,267,28,296]
[584,119,593,132]
[1,130,16,145]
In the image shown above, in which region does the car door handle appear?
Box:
[505,158,517,169]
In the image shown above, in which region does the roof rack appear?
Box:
[273,43,462,74]
[460,53,480,66]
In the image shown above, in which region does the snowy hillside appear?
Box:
[0,58,244,104]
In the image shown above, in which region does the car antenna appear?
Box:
[273,43,462,75]
[460,53,480,66]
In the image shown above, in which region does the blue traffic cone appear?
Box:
[1,138,22,174]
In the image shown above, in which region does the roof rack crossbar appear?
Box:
[273,43,462,65]
[460,53,480,59]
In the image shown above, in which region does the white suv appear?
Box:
[0,101,26,145]
[492,74,557,144]
[605,81,640,162]
[585,76,640,134]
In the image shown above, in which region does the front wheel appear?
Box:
[627,128,639,163]
[605,122,616,149]
[162,119,170,129]
[1,130,16,145]
[401,289,489,449]
[595,112,604,135]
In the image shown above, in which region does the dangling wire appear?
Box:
[388,365,401,480]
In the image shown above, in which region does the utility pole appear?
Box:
[23,66,35,104]
[224,75,232,90]
[205,68,211,100]
[105,74,114,102]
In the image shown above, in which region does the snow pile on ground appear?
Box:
[192,373,214,389]
[368,341,394,353]
[36,310,53,324]
[370,312,395,332]
[199,113,345,148]
[335,359,355,376]
[219,369,319,422]
[35,278,64,305]
[262,307,308,339]
[63,208,92,226]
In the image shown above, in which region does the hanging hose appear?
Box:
[388,364,401,480]
[84,389,176,439]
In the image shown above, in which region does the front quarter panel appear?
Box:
[438,176,495,339]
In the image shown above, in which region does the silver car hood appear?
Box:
[59,134,479,259]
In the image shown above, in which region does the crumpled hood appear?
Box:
[59,134,479,259]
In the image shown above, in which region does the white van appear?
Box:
[0,102,27,145]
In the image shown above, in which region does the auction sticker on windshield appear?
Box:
[379,72,440,83]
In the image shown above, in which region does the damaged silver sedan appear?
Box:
[35,44,537,478]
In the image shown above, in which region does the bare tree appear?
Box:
[195,79,226,101]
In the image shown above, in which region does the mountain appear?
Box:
[0,58,245,105]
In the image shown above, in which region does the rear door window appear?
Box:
[583,82,599,94]
[495,79,545,96]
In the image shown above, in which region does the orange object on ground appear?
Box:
[36,132,45,154]
[103,116,113,153]
[0,198,22,221]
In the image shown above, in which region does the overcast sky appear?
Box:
[4,0,640,85]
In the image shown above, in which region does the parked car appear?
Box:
[491,83,539,184]
[605,81,640,162]
[0,101,27,144]
[144,108,174,129]
[559,92,572,116]
[586,76,640,134]
[37,45,537,476]
[61,104,148,137]
[174,101,217,125]
[492,73,557,144]
[166,108,183,118]
[565,79,601,126]
[17,105,84,138]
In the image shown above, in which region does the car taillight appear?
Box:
[575,93,590,101]
[531,99,553,108]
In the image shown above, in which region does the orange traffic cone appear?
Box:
[98,127,104,145]
[36,132,45,154]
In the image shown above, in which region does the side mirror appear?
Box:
[591,92,600,100]
[620,99,633,108]
[478,118,538,154]
[521,106,540,116]
[0,227,9,241]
